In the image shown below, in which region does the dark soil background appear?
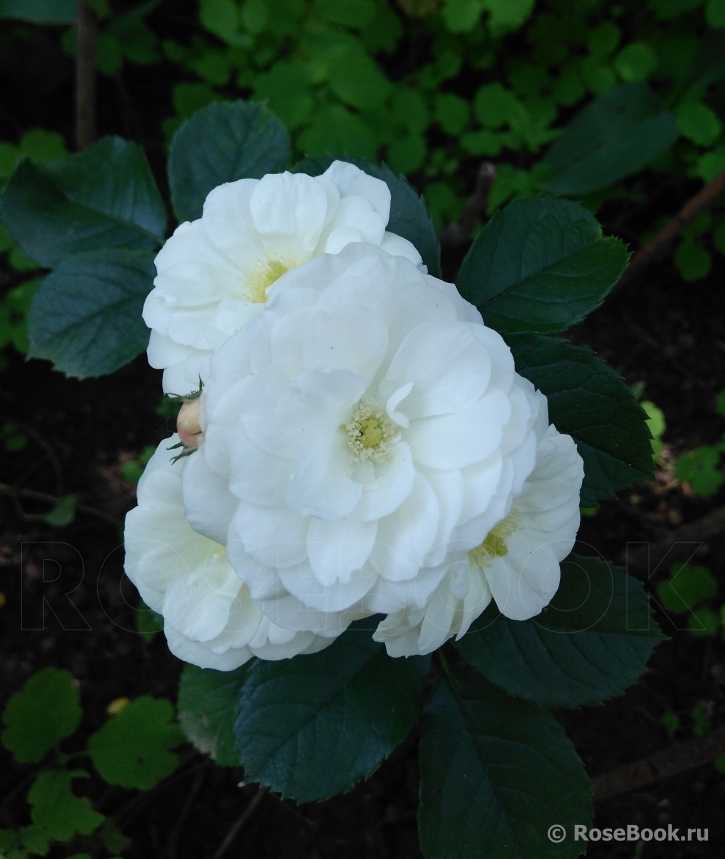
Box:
[1,6,725,859]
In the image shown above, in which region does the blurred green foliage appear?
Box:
[3,0,725,365]
[0,667,183,858]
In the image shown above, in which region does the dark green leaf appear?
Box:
[293,156,441,276]
[177,663,250,766]
[88,696,185,790]
[0,138,166,268]
[28,770,104,842]
[544,83,679,195]
[233,626,429,801]
[135,599,164,642]
[679,30,725,98]
[1,667,81,763]
[28,248,155,378]
[419,665,591,859]
[457,197,628,333]
[455,555,665,707]
[0,0,76,23]
[168,100,291,223]
[508,334,653,506]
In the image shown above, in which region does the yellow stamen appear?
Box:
[469,511,521,568]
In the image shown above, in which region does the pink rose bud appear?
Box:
[177,400,202,449]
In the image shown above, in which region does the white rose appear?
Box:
[373,391,584,657]
[143,161,424,395]
[123,437,338,670]
[181,243,551,637]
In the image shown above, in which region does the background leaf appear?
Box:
[28,249,156,378]
[418,665,591,859]
[508,333,653,506]
[0,138,166,268]
[457,196,628,333]
[28,770,104,842]
[294,156,441,276]
[233,626,429,801]
[177,664,249,766]
[168,100,291,223]
[544,83,679,195]
[454,555,665,707]
[0,0,76,23]
[1,667,81,763]
[87,696,184,790]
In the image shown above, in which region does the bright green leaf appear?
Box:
[19,129,67,162]
[0,138,166,268]
[177,663,249,766]
[28,248,155,378]
[675,237,711,280]
[482,0,534,32]
[168,100,291,223]
[674,446,723,495]
[314,0,376,28]
[172,82,219,119]
[715,388,725,416]
[433,93,470,135]
[442,0,483,34]
[587,22,620,59]
[200,0,240,43]
[507,334,654,506]
[455,556,665,707]
[657,563,717,613]
[689,607,720,636]
[392,88,430,134]
[294,155,441,276]
[28,770,103,842]
[88,696,184,790]
[614,42,658,81]
[40,494,78,527]
[692,144,725,181]
[327,51,392,110]
[233,626,429,801]
[706,0,725,27]
[457,197,629,334]
[18,826,48,856]
[545,83,679,195]
[253,63,313,129]
[677,102,722,146]
[2,667,81,763]
[419,665,592,859]
[642,400,666,456]
[387,135,427,174]
[473,83,519,128]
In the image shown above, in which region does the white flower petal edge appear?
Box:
[144,161,424,394]
[123,436,338,670]
[373,412,585,657]
[182,243,563,639]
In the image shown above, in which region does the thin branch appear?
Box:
[212,786,269,859]
[616,171,725,290]
[0,482,120,529]
[439,162,497,247]
[593,726,725,802]
[75,0,97,149]
[164,761,209,859]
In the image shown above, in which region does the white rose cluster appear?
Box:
[125,161,584,671]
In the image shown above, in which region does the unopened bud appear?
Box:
[177,399,202,449]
